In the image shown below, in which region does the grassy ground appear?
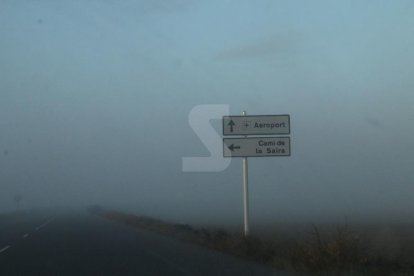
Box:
[87,206,414,275]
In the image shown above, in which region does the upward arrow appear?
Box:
[228,120,235,132]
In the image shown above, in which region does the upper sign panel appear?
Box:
[223,115,290,136]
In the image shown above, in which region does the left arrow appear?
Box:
[228,144,241,151]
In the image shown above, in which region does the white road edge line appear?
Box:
[23,233,29,238]
[0,245,11,254]
[35,216,56,231]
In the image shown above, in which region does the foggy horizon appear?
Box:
[1,0,414,226]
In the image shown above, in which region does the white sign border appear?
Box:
[222,114,290,136]
[223,136,291,158]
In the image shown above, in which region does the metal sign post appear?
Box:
[241,111,250,237]
[222,112,291,238]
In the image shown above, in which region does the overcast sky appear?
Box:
[1,0,414,225]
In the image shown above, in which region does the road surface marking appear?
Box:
[23,233,29,238]
[148,251,193,276]
[35,216,56,231]
[0,245,11,253]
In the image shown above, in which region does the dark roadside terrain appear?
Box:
[0,209,284,276]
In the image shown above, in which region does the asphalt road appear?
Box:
[0,210,286,276]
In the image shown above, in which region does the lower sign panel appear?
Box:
[223,137,290,157]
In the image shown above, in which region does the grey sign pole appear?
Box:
[242,111,250,237]
[223,112,291,237]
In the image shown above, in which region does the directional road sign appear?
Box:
[223,137,290,157]
[223,115,290,136]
